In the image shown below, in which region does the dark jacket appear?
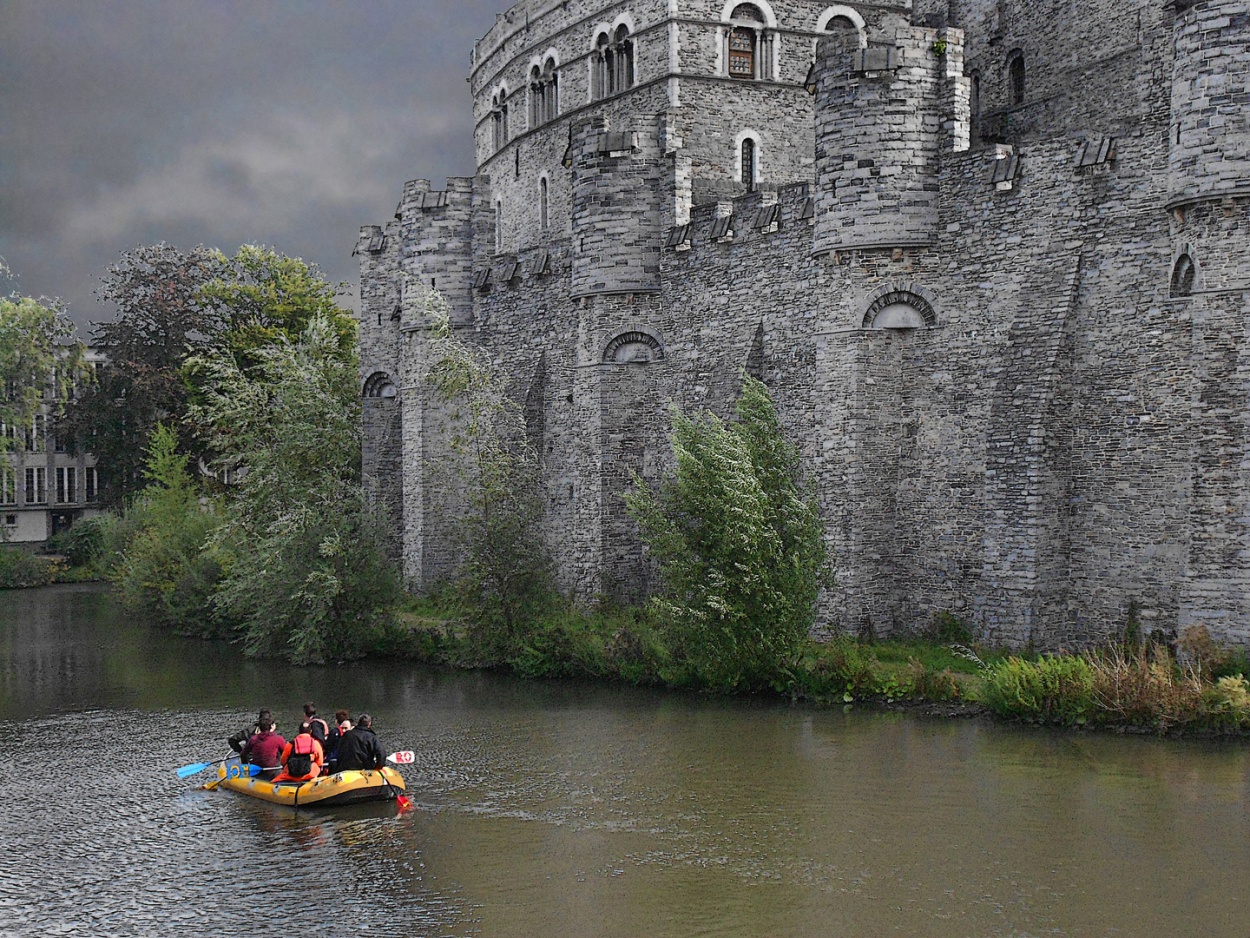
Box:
[227,723,261,753]
[335,726,384,771]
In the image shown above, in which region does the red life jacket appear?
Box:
[287,734,317,777]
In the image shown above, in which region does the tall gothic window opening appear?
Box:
[529,58,559,127]
[725,5,773,80]
[592,25,634,99]
[592,32,610,99]
[741,137,757,191]
[1007,50,1025,105]
[1171,253,1196,297]
[494,201,503,253]
[540,177,549,230]
[491,88,510,150]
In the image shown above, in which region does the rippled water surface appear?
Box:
[3,585,1250,936]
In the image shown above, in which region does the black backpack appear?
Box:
[287,735,315,777]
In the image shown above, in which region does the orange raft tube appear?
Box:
[214,759,406,808]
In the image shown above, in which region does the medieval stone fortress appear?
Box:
[357,0,1250,649]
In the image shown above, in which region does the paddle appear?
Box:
[176,758,232,778]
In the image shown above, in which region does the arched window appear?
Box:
[491,87,509,150]
[861,288,937,329]
[814,6,867,48]
[539,177,549,231]
[612,24,634,93]
[740,137,757,191]
[528,65,543,128]
[529,57,559,126]
[592,32,610,99]
[1171,253,1197,297]
[363,372,397,399]
[544,58,559,121]
[1007,50,1025,106]
[725,3,774,80]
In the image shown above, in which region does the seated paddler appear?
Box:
[272,722,325,784]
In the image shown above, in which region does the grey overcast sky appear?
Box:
[1,0,503,331]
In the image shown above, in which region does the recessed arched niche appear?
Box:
[603,330,665,363]
[1170,251,1197,298]
[861,289,937,330]
[363,371,398,398]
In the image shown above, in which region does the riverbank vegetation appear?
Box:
[41,244,401,664]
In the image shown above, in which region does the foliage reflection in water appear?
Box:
[2,585,1249,936]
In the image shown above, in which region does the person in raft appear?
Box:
[335,713,385,772]
[226,708,272,754]
[272,722,325,784]
[324,710,352,775]
[302,702,330,746]
[240,717,287,780]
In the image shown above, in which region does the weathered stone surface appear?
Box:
[359,0,1250,649]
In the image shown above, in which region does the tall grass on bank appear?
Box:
[981,639,1250,733]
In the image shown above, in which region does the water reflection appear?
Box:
[2,585,1249,936]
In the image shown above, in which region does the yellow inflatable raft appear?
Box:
[213,760,406,808]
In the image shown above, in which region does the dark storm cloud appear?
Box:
[0,0,502,329]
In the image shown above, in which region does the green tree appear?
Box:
[198,244,355,371]
[626,377,828,691]
[0,293,85,452]
[421,284,553,650]
[111,423,225,632]
[188,313,399,664]
[61,244,223,504]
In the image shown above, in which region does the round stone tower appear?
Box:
[1167,0,1250,292]
[811,20,946,254]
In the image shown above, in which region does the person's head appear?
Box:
[257,708,272,724]
[334,709,349,724]
[303,702,317,717]
[298,722,312,736]
[258,718,274,732]
[357,713,372,730]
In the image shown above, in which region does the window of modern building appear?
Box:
[86,466,98,502]
[1007,50,1025,105]
[25,414,44,452]
[56,466,76,504]
[25,466,46,505]
[0,465,14,505]
[725,4,774,80]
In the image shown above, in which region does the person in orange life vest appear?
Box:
[240,717,286,780]
[273,722,324,783]
[302,702,330,746]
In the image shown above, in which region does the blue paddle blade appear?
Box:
[176,762,212,778]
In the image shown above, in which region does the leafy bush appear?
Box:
[45,514,113,569]
[1089,645,1206,733]
[979,654,1096,725]
[422,286,555,646]
[627,377,828,691]
[110,424,226,634]
[0,548,60,588]
[1201,674,1250,731]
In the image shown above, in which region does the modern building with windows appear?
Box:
[357,0,1250,648]
[1,349,103,544]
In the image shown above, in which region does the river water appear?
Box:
[2,585,1249,936]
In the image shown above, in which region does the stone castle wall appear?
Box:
[359,0,1250,648]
